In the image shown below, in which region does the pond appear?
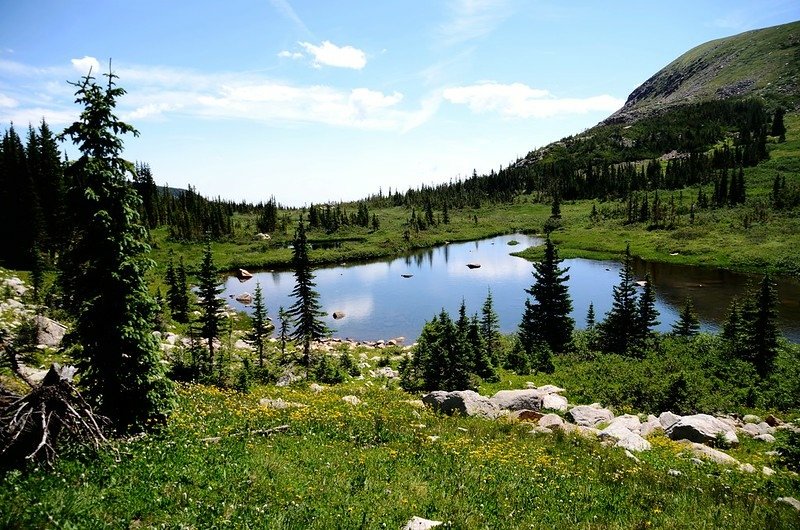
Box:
[222,233,800,343]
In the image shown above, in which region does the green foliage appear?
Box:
[312,354,345,384]
[743,274,780,377]
[518,235,573,357]
[288,218,329,366]
[672,297,700,338]
[245,282,273,367]
[598,244,639,355]
[197,239,224,377]
[635,272,660,345]
[777,429,800,472]
[56,68,174,432]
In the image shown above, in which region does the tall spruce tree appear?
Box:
[635,272,660,349]
[586,302,596,329]
[518,235,573,355]
[744,275,780,377]
[288,217,329,367]
[480,288,501,364]
[598,244,639,354]
[57,68,173,431]
[722,298,746,358]
[246,282,273,367]
[197,238,224,376]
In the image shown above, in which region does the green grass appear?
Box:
[2,381,798,529]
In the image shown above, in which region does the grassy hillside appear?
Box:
[607,20,800,123]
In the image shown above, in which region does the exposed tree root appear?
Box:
[1,364,109,470]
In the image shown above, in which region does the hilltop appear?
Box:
[606,20,800,124]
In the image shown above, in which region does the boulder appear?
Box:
[541,393,568,411]
[688,442,739,466]
[254,233,271,241]
[402,516,443,529]
[742,414,762,424]
[537,413,565,430]
[556,423,600,438]
[423,390,500,419]
[740,423,761,437]
[342,395,361,406]
[34,315,67,348]
[738,463,756,473]
[259,398,305,409]
[640,416,663,438]
[568,405,614,427]
[370,366,398,379]
[658,411,682,431]
[490,389,543,411]
[234,339,253,350]
[332,311,346,320]
[607,414,642,432]
[532,384,565,394]
[753,433,776,443]
[4,277,27,296]
[309,383,325,393]
[615,431,652,452]
[765,414,783,427]
[777,497,800,511]
[237,268,253,280]
[235,292,253,304]
[762,466,775,476]
[599,423,636,442]
[276,372,300,387]
[666,414,739,446]
[511,409,543,422]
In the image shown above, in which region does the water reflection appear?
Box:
[222,234,800,342]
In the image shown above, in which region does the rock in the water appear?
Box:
[489,389,544,411]
[342,395,361,406]
[537,413,565,430]
[466,263,481,269]
[402,516,443,530]
[423,390,500,419]
[568,405,614,427]
[688,442,739,466]
[777,497,800,511]
[235,292,253,304]
[237,268,253,280]
[666,414,739,446]
[541,393,568,412]
[332,311,346,320]
[34,315,67,348]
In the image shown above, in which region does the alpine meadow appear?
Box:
[2,5,800,529]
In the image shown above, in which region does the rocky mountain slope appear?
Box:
[606,20,800,124]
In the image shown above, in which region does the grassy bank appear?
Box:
[2,380,798,529]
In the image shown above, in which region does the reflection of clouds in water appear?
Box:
[446,254,533,279]
[325,294,375,320]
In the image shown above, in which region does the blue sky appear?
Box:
[1,1,798,206]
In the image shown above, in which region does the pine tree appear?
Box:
[278,306,290,359]
[57,67,173,431]
[469,313,496,381]
[288,217,329,367]
[672,297,700,338]
[744,275,780,377]
[722,298,746,358]
[635,272,660,349]
[771,107,786,142]
[518,235,573,355]
[480,289,501,364]
[598,244,639,354]
[246,282,273,367]
[174,255,190,322]
[197,238,224,377]
[586,302,596,329]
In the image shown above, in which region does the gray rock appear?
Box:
[640,417,663,438]
[370,366,398,379]
[533,384,565,394]
[423,390,500,419]
[666,414,739,446]
[234,292,253,304]
[668,469,682,477]
[556,423,600,438]
[4,277,27,296]
[688,442,739,466]
[510,409,543,422]
[34,315,67,347]
[756,422,775,435]
[777,497,800,511]
[568,404,614,427]
[402,516,442,529]
[309,383,325,393]
[738,463,756,473]
[615,431,652,452]
[259,398,305,409]
[537,413,564,429]
[743,414,762,424]
[659,411,682,430]
[276,372,300,387]
[489,389,544,411]
[342,395,361,406]
[762,466,775,476]
[753,433,776,443]
[599,423,636,442]
[607,414,642,432]
[541,393,568,411]
[740,423,761,437]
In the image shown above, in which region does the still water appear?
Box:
[222,234,800,342]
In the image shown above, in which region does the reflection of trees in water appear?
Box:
[444,244,450,264]
[426,249,434,268]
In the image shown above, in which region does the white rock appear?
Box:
[616,432,651,452]
[423,390,500,419]
[688,442,739,466]
[402,516,443,529]
[490,389,544,411]
[666,414,739,446]
[568,405,614,427]
[738,463,756,473]
[762,466,775,476]
[310,383,324,393]
[541,393,568,412]
[777,497,800,511]
[537,413,564,429]
[742,414,762,424]
[753,433,776,443]
[342,395,361,406]
[607,414,642,432]
[668,469,682,477]
[659,411,682,430]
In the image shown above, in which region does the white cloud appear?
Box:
[298,41,367,70]
[0,93,17,107]
[439,0,512,45]
[71,56,100,75]
[278,50,304,59]
[443,82,624,118]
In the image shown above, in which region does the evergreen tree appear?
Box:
[480,289,501,364]
[246,282,273,367]
[57,68,173,431]
[518,235,573,355]
[744,275,780,377]
[722,298,746,358]
[174,255,190,322]
[635,272,660,349]
[598,244,639,354]
[469,313,496,381]
[586,302,596,329]
[771,107,786,142]
[672,297,700,338]
[288,217,329,367]
[197,238,224,377]
[278,305,290,359]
